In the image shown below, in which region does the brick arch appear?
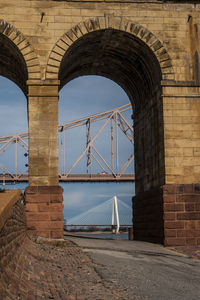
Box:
[46,16,174,81]
[0,19,41,82]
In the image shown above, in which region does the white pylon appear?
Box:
[112,195,120,234]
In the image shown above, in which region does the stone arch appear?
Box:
[45,15,174,244]
[0,19,41,94]
[46,15,174,82]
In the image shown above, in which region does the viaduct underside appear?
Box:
[0,0,200,246]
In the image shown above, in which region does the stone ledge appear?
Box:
[0,190,22,231]
[27,79,60,86]
[161,80,200,87]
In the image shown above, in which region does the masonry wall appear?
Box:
[0,191,27,296]
[134,87,165,194]
[133,186,164,244]
[0,1,199,83]
[25,186,64,239]
[0,0,200,243]
[162,84,200,185]
[163,184,200,247]
[0,0,199,188]
[133,184,200,246]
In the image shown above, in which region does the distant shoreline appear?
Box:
[64,231,128,235]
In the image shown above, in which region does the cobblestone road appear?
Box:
[1,236,120,300]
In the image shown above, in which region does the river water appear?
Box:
[67,232,129,240]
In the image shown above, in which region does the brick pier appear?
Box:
[133,184,200,247]
[25,186,64,239]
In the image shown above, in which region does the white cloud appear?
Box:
[63,190,93,208]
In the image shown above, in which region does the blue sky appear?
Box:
[0,77,27,136]
[59,75,132,123]
[59,76,133,175]
[0,75,135,220]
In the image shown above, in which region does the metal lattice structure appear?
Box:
[0,133,28,181]
[0,104,135,182]
[59,104,134,181]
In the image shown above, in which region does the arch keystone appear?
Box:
[90,18,101,31]
[119,17,129,32]
[104,13,115,29]
[98,17,106,30]
[113,17,122,30]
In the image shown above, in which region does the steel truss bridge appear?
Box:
[0,104,135,182]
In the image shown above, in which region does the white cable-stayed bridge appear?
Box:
[66,196,133,230]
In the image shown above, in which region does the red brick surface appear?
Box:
[25,185,64,239]
[0,198,120,299]
[133,184,200,246]
[1,236,120,299]
[1,191,199,299]
[163,184,200,247]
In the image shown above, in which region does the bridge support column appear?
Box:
[133,83,200,247]
[25,80,63,239]
[133,184,200,247]
[162,83,200,247]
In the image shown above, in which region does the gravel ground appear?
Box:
[65,235,200,300]
[170,246,200,260]
[2,234,200,300]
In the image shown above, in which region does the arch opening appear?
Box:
[59,29,165,195]
[0,76,28,183]
[59,75,134,226]
[57,28,167,243]
[58,75,134,178]
[0,31,29,184]
[59,29,162,113]
[0,33,28,95]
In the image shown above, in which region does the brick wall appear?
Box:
[164,184,200,247]
[133,186,164,244]
[133,184,200,247]
[134,88,165,194]
[0,192,27,296]
[25,186,64,239]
